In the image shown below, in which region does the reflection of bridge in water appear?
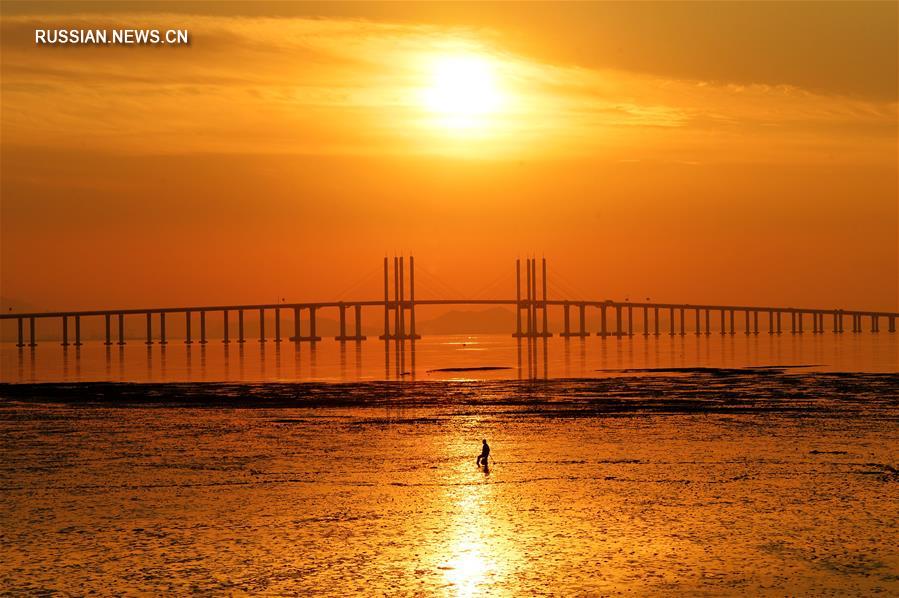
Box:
[3,257,897,348]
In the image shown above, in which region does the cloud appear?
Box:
[1,12,895,162]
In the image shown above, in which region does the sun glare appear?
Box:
[422,54,503,130]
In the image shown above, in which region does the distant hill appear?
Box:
[417,307,516,334]
[0,304,570,341]
[0,296,42,313]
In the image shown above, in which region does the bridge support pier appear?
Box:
[615,305,623,337]
[600,305,609,337]
[679,308,685,336]
[719,309,725,335]
[704,310,710,336]
[238,310,245,343]
[118,314,125,345]
[580,304,587,336]
[744,310,750,335]
[653,307,659,336]
[74,316,81,347]
[309,307,320,341]
[355,305,366,340]
[338,303,347,341]
[753,311,759,334]
[29,317,36,347]
[223,310,230,343]
[186,311,192,344]
[62,316,68,347]
[695,308,701,336]
[643,306,649,336]
[145,313,153,345]
[17,318,25,348]
[627,305,633,337]
[668,307,674,336]
[293,306,322,342]
[872,315,879,333]
[104,314,112,346]
[259,308,265,343]
[777,312,782,335]
[889,316,896,333]
[561,301,588,337]
[160,312,167,345]
[201,311,208,344]
[768,311,774,334]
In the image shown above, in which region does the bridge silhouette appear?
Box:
[3,257,897,347]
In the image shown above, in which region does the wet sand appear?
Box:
[2,373,898,595]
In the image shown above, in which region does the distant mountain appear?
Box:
[0,304,571,342]
[417,307,516,334]
[0,297,42,313]
[0,297,42,341]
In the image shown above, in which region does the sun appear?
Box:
[421,54,503,130]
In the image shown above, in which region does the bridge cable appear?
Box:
[335,262,385,301]
[413,264,470,300]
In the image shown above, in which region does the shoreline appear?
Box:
[2,372,898,416]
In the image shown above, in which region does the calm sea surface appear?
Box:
[1,334,897,595]
[1,333,897,383]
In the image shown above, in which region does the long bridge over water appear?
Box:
[3,257,897,348]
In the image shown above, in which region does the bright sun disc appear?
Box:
[422,55,502,128]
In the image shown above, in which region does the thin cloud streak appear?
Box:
[1,13,895,161]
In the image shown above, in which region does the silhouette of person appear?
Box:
[476,439,490,467]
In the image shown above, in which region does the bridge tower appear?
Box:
[514,257,552,338]
[379,254,420,341]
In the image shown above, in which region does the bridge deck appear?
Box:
[2,299,897,320]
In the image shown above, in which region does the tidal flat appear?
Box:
[1,373,898,595]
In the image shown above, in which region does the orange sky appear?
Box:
[1,1,896,313]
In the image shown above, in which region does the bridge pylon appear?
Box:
[514,257,552,338]
[379,254,420,341]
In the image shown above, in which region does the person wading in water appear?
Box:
[476,439,490,467]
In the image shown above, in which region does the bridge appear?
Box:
[2,257,897,348]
